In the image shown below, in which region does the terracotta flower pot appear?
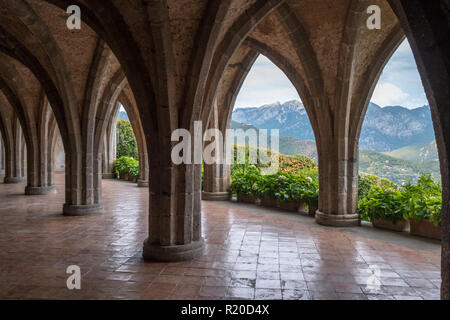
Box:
[260,197,278,208]
[409,219,441,240]
[237,194,255,204]
[279,200,298,212]
[372,218,409,232]
[308,205,317,217]
[121,173,130,181]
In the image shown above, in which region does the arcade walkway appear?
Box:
[0,175,441,300]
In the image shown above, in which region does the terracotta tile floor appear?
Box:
[0,174,441,300]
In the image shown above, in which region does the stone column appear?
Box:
[102,107,117,180]
[101,133,116,179]
[387,0,450,301]
[143,143,204,261]
[137,151,149,187]
[202,163,231,201]
[63,148,104,216]
[0,134,4,175]
[25,106,57,195]
[202,97,232,201]
[315,135,360,227]
[4,119,26,184]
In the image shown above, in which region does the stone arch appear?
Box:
[0,0,86,206]
[0,54,59,194]
[200,0,285,126]
[387,0,450,300]
[117,90,149,188]
[0,102,26,184]
[202,36,322,200]
[0,70,34,186]
[202,46,259,200]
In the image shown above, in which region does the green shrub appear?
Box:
[230,163,319,207]
[358,186,408,223]
[358,175,373,200]
[230,165,261,196]
[403,174,442,226]
[358,174,442,226]
[114,156,139,180]
[116,120,138,160]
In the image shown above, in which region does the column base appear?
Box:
[63,203,103,216]
[202,191,230,201]
[143,238,205,262]
[4,176,25,184]
[102,173,116,179]
[137,180,148,187]
[315,211,360,227]
[25,185,56,195]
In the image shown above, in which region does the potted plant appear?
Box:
[114,156,140,183]
[406,175,442,240]
[301,178,319,217]
[358,186,409,232]
[257,174,279,208]
[230,165,259,204]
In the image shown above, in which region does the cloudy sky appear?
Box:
[234,39,428,110]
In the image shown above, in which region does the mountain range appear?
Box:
[118,101,440,184]
[232,100,435,153]
[231,100,440,184]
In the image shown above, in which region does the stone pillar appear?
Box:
[315,136,360,227]
[387,0,450,301]
[63,148,104,216]
[202,98,231,201]
[137,151,149,187]
[25,106,56,195]
[102,108,117,180]
[143,138,204,261]
[202,163,231,200]
[0,134,5,175]
[101,132,116,179]
[4,119,26,184]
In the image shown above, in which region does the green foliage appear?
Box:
[114,156,139,180]
[230,163,319,206]
[403,174,442,226]
[229,165,260,196]
[358,175,374,200]
[116,120,138,160]
[358,174,442,226]
[227,144,442,227]
[358,186,408,223]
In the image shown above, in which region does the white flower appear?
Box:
[306,177,313,183]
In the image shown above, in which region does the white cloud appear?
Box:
[234,55,300,108]
[371,83,410,107]
[234,43,428,110]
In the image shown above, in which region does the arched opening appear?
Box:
[110,103,140,184]
[360,38,440,185]
[357,38,442,241]
[0,0,448,301]
[203,52,319,215]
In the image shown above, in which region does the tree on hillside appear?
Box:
[116,120,138,160]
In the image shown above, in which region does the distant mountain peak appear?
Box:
[232,101,433,153]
